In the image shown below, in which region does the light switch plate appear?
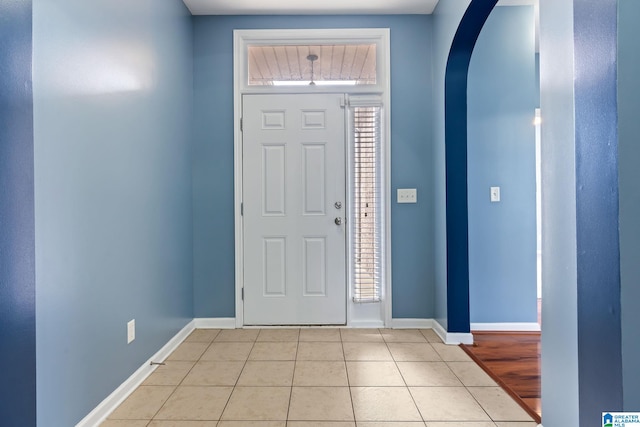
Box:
[397,188,417,203]
[127,319,135,344]
[490,186,501,202]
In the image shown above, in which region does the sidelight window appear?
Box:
[349,96,384,303]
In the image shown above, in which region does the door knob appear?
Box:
[335,217,343,225]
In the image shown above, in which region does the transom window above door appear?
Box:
[248,43,377,86]
[235,29,389,93]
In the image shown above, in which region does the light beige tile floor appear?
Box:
[103,328,536,427]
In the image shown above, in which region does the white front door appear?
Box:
[243,93,347,325]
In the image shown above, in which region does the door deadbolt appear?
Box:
[334,202,342,209]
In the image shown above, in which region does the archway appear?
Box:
[444,0,498,333]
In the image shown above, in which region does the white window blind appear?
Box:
[349,96,383,303]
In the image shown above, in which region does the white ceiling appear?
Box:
[182,0,537,16]
[181,0,539,47]
[183,0,440,15]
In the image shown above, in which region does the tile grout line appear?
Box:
[421,329,498,425]
[432,336,499,425]
[108,328,533,426]
[147,329,222,423]
[465,384,501,425]
[341,328,358,425]
[284,329,300,423]
[383,328,428,425]
[215,329,261,423]
[143,328,261,424]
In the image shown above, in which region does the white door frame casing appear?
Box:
[233,28,392,328]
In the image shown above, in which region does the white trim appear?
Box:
[471,322,541,332]
[381,63,393,329]
[233,28,392,328]
[234,29,390,94]
[193,318,237,329]
[348,95,383,107]
[497,0,536,5]
[75,320,196,427]
[444,332,474,345]
[243,325,343,329]
[432,319,475,345]
[233,31,245,328]
[349,319,386,328]
[432,319,448,342]
[390,318,435,329]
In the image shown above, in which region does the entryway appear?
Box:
[233,28,392,328]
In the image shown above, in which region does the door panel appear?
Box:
[243,94,346,325]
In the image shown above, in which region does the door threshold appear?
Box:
[243,324,347,329]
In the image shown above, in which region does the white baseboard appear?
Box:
[390,318,435,329]
[433,320,474,345]
[432,319,448,342]
[471,322,541,332]
[193,317,237,329]
[445,332,474,345]
[76,320,195,427]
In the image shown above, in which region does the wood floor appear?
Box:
[461,331,541,424]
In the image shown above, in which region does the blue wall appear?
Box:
[32,0,195,424]
[0,1,36,425]
[573,0,623,421]
[540,0,624,424]
[467,6,537,324]
[618,0,640,410]
[192,15,435,319]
